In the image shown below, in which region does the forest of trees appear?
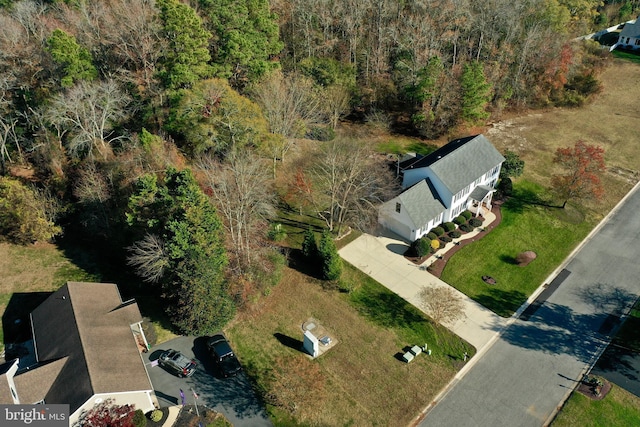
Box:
[0,0,631,333]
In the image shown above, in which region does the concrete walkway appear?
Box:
[161,406,180,427]
[339,214,507,351]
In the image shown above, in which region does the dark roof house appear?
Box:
[4,282,155,423]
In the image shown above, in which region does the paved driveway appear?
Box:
[339,230,507,351]
[420,182,640,426]
[145,336,271,426]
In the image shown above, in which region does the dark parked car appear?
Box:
[207,334,241,377]
[158,349,197,378]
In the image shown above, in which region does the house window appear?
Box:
[395,202,401,213]
[636,39,640,45]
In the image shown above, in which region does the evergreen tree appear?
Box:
[167,78,270,155]
[126,167,233,335]
[318,229,342,281]
[500,150,525,179]
[46,29,97,88]
[198,0,283,87]
[460,61,491,122]
[157,0,212,89]
[301,228,317,260]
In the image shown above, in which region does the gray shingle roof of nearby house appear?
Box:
[398,179,446,228]
[29,282,151,414]
[400,134,505,194]
[620,19,640,38]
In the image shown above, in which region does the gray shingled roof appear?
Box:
[469,185,493,201]
[398,179,446,228]
[429,135,504,194]
[620,19,640,38]
[28,282,151,414]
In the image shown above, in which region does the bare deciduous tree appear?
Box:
[310,138,397,234]
[419,286,465,325]
[322,85,351,130]
[127,233,169,283]
[199,150,276,270]
[47,79,132,159]
[251,70,321,162]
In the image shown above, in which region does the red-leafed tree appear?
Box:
[551,141,606,208]
[285,168,314,215]
[74,399,135,427]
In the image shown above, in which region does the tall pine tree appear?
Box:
[157,0,212,89]
[318,229,342,281]
[460,61,491,122]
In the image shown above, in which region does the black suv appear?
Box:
[158,349,197,378]
[207,334,241,378]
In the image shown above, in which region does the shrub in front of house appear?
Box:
[453,216,466,225]
[449,230,461,238]
[432,226,445,236]
[462,210,473,220]
[440,235,452,243]
[443,222,456,232]
[133,410,146,427]
[427,232,438,240]
[431,239,440,251]
[459,223,473,233]
[149,410,163,423]
[411,237,431,258]
[469,218,483,227]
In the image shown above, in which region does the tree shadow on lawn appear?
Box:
[352,289,427,329]
[503,188,557,214]
[475,288,527,318]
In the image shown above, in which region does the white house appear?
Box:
[0,282,156,424]
[617,18,640,50]
[379,134,504,242]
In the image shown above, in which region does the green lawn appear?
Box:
[440,181,594,317]
[552,384,640,426]
[612,50,640,64]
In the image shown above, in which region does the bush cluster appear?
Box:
[432,226,445,236]
[411,237,431,257]
[469,217,483,227]
[449,230,461,238]
[462,210,473,220]
[459,223,473,233]
[443,222,456,232]
[426,232,438,240]
[440,235,452,243]
[453,216,466,225]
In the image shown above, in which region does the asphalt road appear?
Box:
[145,335,271,426]
[421,183,640,426]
